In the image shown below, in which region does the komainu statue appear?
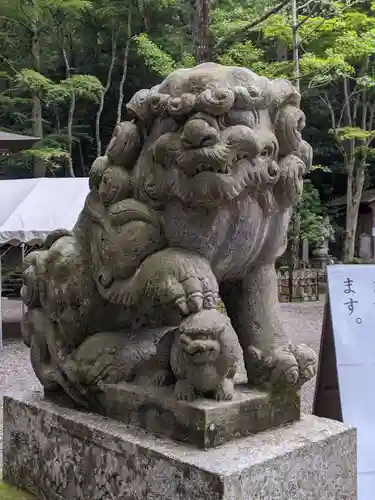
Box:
[21,63,317,407]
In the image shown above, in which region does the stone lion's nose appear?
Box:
[181,119,220,149]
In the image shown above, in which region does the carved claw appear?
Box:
[174,380,197,401]
[214,378,234,401]
[152,369,174,387]
[246,343,317,389]
[134,369,174,387]
[154,274,220,317]
[136,249,221,319]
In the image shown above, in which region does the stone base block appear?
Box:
[96,382,300,449]
[3,392,356,500]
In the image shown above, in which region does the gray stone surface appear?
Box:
[0,300,325,468]
[20,63,317,413]
[95,382,300,448]
[3,392,356,500]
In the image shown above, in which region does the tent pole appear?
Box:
[0,252,3,350]
[21,243,26,319]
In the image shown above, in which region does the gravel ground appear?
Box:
[0,299,325,465]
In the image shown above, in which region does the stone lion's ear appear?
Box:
[126,87,157,123]
[298,140,313,173]
[89,156,110,190]
[24,251,39,266]
[106,121,142,169]
[269,79,301,121]
[44,229,73,250]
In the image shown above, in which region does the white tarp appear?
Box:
[0,177,89,245]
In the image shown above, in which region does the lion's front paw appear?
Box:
[246,343,317,389]
[139,249,220,317]
[59,358,80,385]
[214,378,234,401]
[134,369,174,387]
[157,273,220,316]
[174,379,197,401]
[152,369,174,387]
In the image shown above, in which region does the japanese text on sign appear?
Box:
[343,277,362,324]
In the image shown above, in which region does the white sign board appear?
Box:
[327,264,375,500]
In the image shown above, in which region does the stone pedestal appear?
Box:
[99,382,300,449]
[311,255,335,270]
[3,392,356,500]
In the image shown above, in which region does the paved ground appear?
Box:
[0,299,325,468]
[280,299,325,413]
[1,299,24,323]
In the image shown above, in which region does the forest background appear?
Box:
[1,0,375,261]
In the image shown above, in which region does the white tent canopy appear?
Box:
[0,178,90,245]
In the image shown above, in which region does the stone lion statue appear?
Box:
[21,63,316,406]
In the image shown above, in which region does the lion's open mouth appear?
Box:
[187,153,252,177]
[190,163,231,176]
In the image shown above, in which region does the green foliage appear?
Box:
[211,7,255,44]
[262,14,292,45]
[23,146,69,160]
[335,127,375,141]
[134,33,176,76]
[344,257,369,264]
[300,52,353,85]
[14,70,54,94]
[0,481,36,500]
[219,41,264,68]
[297,180,325,246]
[179,53,196,69]
[48,75,104,103]
[0,0,373,254]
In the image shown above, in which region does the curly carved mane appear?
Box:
[110,63,313,213]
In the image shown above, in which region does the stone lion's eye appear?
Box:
[260,145,273,157]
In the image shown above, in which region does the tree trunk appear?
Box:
[287,209,300,302]
[287,0,301,283]
[290,209,301,270]
[96,27,118,157]
[116,7,132,126]
[195,0,211,63]
[61,41,75,177]
[291,0,300,92]
[66,91,76,177]
[30,18,45,177]
[342,163,365,261]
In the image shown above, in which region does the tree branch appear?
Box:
[296,0,316,11]
[298,1,355,46]
[116,6,132,126]
[342,76,352,127]
[96,23,118,156]
[0,54,18,75]
[321,92,336,130]
[296,0,321,29]
[214,0,290,53]
[0,14,32,33]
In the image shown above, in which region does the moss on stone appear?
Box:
[0,481,36,499]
